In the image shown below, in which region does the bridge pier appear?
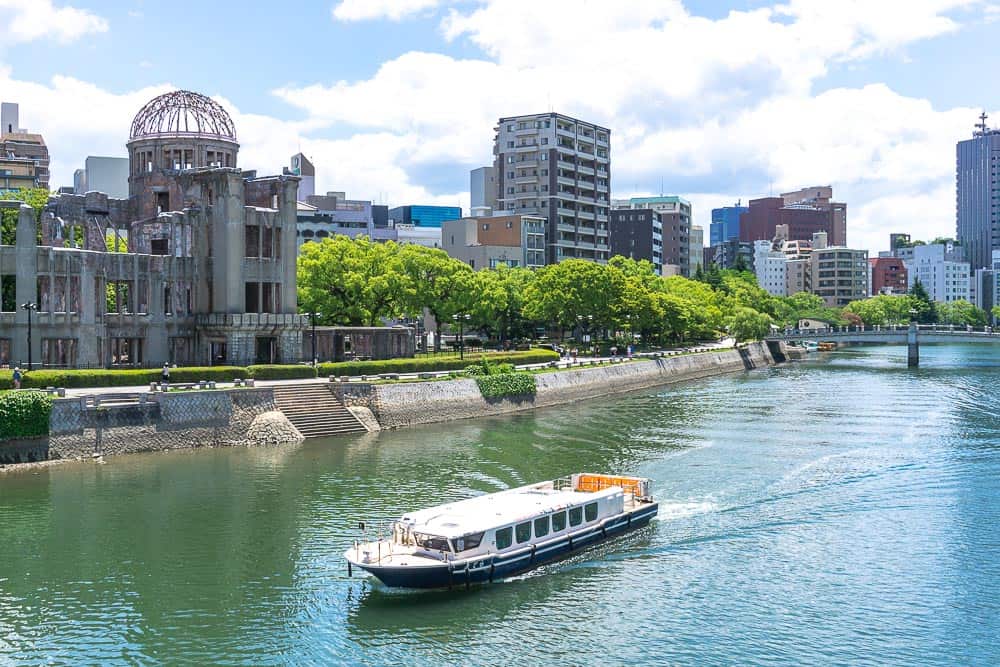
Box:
[907,322,919,367]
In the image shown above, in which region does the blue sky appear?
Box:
[2,0,999,253]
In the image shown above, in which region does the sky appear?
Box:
[2,0,999,255]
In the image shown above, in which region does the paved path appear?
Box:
[56,342,731,398]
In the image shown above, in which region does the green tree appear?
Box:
[992,305,1000,324]
[297,236,409,326]
[659,276,724,340]
[937,299,987,327]
[397,244,474,351]
[523,260,622,339]
[467,264,536,344]
[909,279,937,324]
[1,187,49,245]
[728,307,772,342]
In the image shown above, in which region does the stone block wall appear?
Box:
[47,387,280,459]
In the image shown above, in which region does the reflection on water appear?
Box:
[1,344,999,665]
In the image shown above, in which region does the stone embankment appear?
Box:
[336,342,784,430]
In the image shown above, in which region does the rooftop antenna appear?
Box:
[976,110,989,135]
[659,177,663,197]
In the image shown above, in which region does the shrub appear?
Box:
[317,349,558,377]
[464,358,515,377]
[0,391,53,441]
[0,366,248,390]
[475,372,537,399]
[245,364,318,380]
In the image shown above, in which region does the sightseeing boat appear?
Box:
[344,473,658,589]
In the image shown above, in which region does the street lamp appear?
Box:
[21,302,37,371]
[452,313,471,360]
[307,312,322,365]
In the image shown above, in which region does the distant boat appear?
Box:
[802,341,819,352]
[344,473,659,589]
[818,342,837,351]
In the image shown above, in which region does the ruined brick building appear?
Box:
[0,90,306,368]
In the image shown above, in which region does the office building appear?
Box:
[689,225,704,275]
[289,153,315,201]
[442,213,546,269]
[1,90,305,368]
[907,242,970,303]
[470,166,496,212]
[710,203,747,245]
[297,191,389,247]
[0,102,49,192]
[713,237,753,270]
[869,257,908,295]
[388,204,462,228]
[956,113,1000,271]
[494,113,611,263]
[753,240,787,296]
[740,187,846,246]
[786,258,811,296]
[73,156,129,198]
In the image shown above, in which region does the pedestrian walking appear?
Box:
[161,362,171,388]
[12,366,22,390]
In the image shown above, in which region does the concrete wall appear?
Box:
[45,387,281,459]
[338,343,778,429]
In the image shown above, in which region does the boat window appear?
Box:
[451,532,485,553]
[495,527,513,550]
[414,533,452,552]
[551,511,567,532]
[569,507,583,526]
[515,521,532,543]
[534,516,549,538]
[585,502,598,522]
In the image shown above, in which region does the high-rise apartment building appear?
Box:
[494,113,611,264]
[0,102,49,192]
[811,232,869,307]
[710,204,747,245]
[609,208,665,275]
[615,196,692,276]
[73,156,129,198]
[956,113,1000,271]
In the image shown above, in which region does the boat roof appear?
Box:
[399,483,620,539]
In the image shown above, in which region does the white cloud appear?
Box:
[332,0,444,22]
[3,0,994,257]
[0,0,108,45]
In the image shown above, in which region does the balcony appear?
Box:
[515,143,539,152]
[515,175,537,184]
[557,175,575,186]
[557,206,577,217]
[557,160,575,172]
[578,210,596,221]
[557,222,576,233]
[577,164,595,176]
[514,126,538,135]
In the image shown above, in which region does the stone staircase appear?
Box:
[271,383,368,438]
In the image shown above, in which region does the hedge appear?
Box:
[0,391,53,441]
[245,364,318,380]
[317,349,559,377]
[0,366,247,390]
[474,372,537,399]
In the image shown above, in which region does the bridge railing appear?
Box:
[770,324,999,339]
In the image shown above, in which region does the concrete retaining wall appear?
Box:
[45,387,283,459]
[345,342,778,430]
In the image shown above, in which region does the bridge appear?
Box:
[766,324,1000,367]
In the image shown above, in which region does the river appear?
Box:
[1,344,998,665]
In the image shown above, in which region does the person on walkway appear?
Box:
[161,363,171,388]
[12,367,22,390]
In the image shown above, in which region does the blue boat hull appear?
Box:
[355,502,658,589]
